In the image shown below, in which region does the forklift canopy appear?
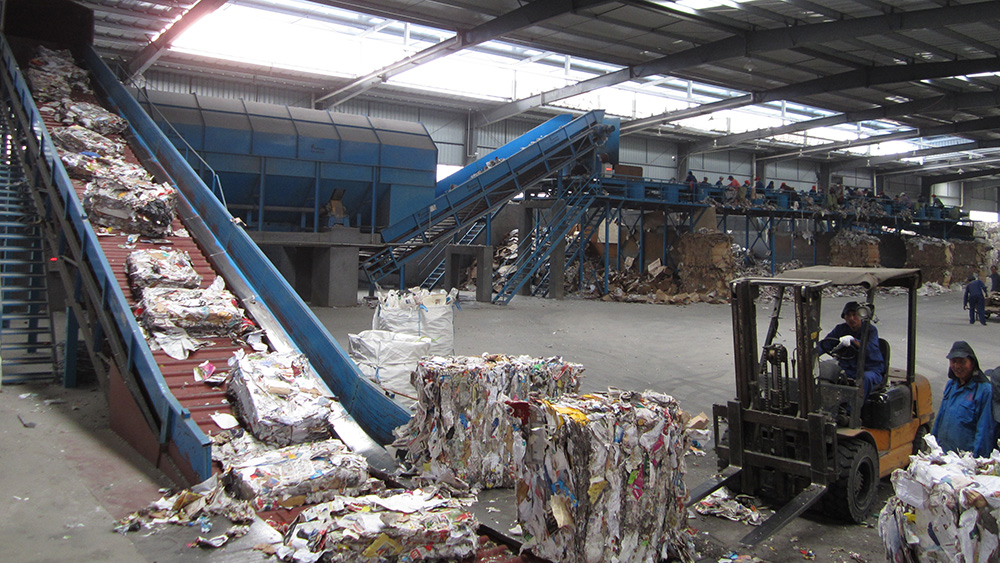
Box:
[775,266,921,290]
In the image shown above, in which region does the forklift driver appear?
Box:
[818,301,885,401]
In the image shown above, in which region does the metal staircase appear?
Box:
[532,202,607,297]
[493,178,599,305]
[0,124,56,384]
[363,110,610,287]
[418,218,489,290]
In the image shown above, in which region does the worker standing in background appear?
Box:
[932,341,995,457]
[989,265,1000,294]
[964,274,988,325]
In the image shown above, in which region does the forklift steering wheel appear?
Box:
[820,336,858,361]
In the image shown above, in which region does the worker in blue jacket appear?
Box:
[964,274,988,325]
[932,341,995,457]
[818,301,885,401]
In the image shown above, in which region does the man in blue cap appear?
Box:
[818,301,885,401]
[965,273,988,325]
[932,341,995,457]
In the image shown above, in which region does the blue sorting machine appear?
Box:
[135,90,438,232]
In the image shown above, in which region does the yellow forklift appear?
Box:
[688,266,934,546]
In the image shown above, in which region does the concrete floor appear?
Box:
[1,286,993,562]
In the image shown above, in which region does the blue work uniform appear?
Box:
[965,279,988,325]
[819,322,884,400]
[933,371,995,457]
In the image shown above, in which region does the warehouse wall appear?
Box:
[134,71,1000,214]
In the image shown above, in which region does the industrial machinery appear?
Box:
[690,266,934,546]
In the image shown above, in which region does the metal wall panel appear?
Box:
[437,143,466,167]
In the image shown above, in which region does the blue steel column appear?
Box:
[257,159,265,231]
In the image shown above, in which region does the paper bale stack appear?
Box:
[82,177,176,237]
[673,230,736,295]
[950,239,988,283]
[227,350,334,447]
[905,236,953,286]
[514,390,694,563]
[278,489,480,563]
[225,438,370,510]
[879,438,1000,562]
[394,354,583,489]
[829,230,880,267]
[139,277,248,337]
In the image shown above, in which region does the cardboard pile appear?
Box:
[829,230,880,267]
[905,236,953,286]
[879,436,1000,562]
[25,45,91,101]
[974,222,1000,267]
[673,229,736,295]
[514,390,694,563]
[950,239,988,283]
[394,354,583,489]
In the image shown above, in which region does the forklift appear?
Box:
[688,266,934,546]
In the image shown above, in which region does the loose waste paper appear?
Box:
[513,390,694,563]
[373,288,458,356]
[63,100,128,135]
[393,354,583,489]
[126,248,202,292]
[227,349,335,447]
[225,438,372,510]
[879,435,1000,562]
[348,329,431,409]
[53,124,123,158]
[82,176,176,236]
[694,488,763,525]
[25,46,91,102]
[277,488,480,563]
[114,474,256,534]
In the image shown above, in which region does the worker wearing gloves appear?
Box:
[932,341,995,457]
[964,274,988,325]
[818,301,885,401]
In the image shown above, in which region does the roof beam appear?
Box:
[125,0,229,79]
[689,89,1000,155]
[923,165,1000,184]
[314,0,612,108]
[475,2,1000,127]
[756,115,1000,162]
[623,57,1000,136]
[834,139,1000,171]
[876,155,1000,177]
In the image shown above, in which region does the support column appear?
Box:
[549,240,566,300]
[312,246,360,307]
[445,245,493,303]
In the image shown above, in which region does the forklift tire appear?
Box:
[825,438,878,523]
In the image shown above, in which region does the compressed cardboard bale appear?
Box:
[126,248,202,293]
[25,68,70,101]
[82,177,175,236]
[514,390,694,563]
[393,354,583,489]
[673,230,735,295]
[226,350,334,447]
[905,236,953,286]
[879,438,1000,562]
[53,125,123,158]
[28,45,90,93]
[60,151,152,182]
[139,277,248,337]
[279,490,480,563]
[950,240,988,282]
[829,230,881,267]
[64,100,127,135]
[225,438,370,510]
